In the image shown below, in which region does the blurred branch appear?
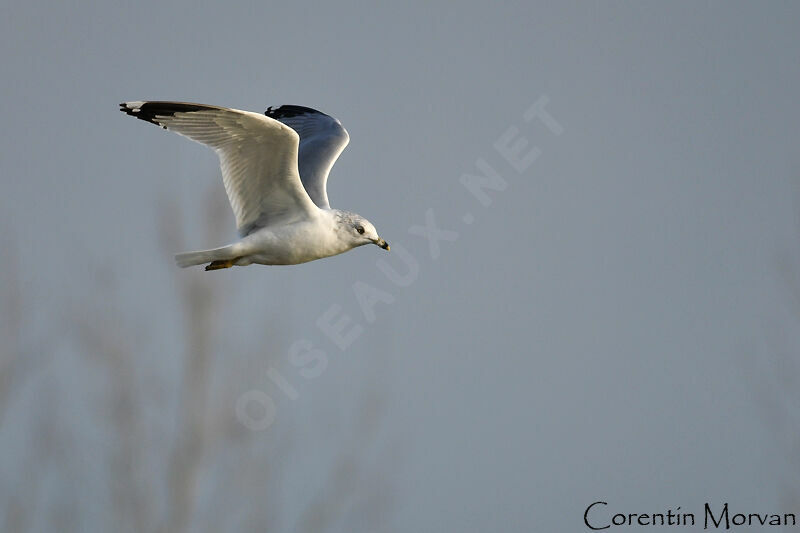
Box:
[1,184,397,532]
[0,239,23,424]
[295,388,393,533]
[73,305,154,533]
[161,274,218,533]
[0,239,54,428]
[159,188,228,533]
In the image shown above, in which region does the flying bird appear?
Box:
[120,101,389,270]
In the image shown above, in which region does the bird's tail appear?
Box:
[174,244,240,269]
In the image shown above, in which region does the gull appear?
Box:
[120,101,389,270]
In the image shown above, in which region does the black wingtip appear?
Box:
[265,104,327,119]
[119,101,209,126]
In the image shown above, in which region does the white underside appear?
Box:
[175,209,358,267]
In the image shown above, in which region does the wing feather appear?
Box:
[265,105,350,209]
[120,101,318,235]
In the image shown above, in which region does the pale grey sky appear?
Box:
[1,1,799,532]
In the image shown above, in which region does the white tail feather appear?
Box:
[174,244,238,268]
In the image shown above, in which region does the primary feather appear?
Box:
[120,101,317,236]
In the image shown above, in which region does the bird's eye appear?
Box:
[356,225,365,234]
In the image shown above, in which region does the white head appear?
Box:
[335,211,389,251]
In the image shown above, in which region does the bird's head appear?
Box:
[338,212,389,251]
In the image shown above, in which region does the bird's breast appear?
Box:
[245,220,352,265]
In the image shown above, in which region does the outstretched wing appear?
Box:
[265,105,350,209]
[120,101,318,235]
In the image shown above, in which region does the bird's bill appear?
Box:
[375,238,390,251]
